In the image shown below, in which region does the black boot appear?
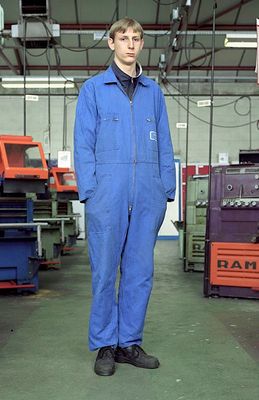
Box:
[94,346,115,376]
[115,345,160,369]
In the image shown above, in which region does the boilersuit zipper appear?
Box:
[115,82,137,214]
[129,97,137,215]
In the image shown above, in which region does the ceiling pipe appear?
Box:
[4,22,172,30]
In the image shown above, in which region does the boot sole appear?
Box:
[94,367,116,376]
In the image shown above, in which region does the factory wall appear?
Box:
[166,94,259,165]
[0,81,258,166]
[0,94,77,162]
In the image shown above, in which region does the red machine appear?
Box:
[49,167,77,193]
[0,135,48,193]
[0,135,49,292]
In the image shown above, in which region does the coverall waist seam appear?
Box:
[95,161,159,165]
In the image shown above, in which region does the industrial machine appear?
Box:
[239,149,259,164]
[0,135,48,292]
[204,164,259,299]
[50,167,79,250]
[49,167,78,199]
[0,135,47,193]
[32,196,63,269]
[184,175,208,271]
[34,166,79,260]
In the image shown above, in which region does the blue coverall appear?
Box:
[74,66,176,351]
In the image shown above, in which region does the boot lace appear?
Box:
[98,346,115,359]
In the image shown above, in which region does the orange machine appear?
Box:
[210,242,259,290]
[49,167,78,200]
[48,167,79,250]
[0,135,48,193]
[49,167,77,192]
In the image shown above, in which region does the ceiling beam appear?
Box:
[197,0,254,27]
[0,65,255,71]
[173,65,255,71]
[233,0,245,24]
[187,24,256,30]
[154,0,161,50]
[4,22,256,32]
[0,49,18,75]
[3,45,170,50]
[165,0,198,75]
[74,0,82,48]
[14,48,23,75]
[180,48,222,68]
[191,0,202,51]
[5,22,172,30]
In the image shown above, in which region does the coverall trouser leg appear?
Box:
[86,169,167,351]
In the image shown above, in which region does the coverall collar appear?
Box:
[103,64,149,87]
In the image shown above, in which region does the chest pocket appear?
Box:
[96,114,120,153]
[146,116,158,153]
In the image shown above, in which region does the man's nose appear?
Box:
[128,39,134,48]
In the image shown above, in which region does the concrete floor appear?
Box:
[1,240,259,400]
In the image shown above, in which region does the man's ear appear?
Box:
[108,38,115,51]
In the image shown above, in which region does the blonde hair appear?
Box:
[109,17,144,40]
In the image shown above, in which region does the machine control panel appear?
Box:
[196,200,208,207]
[221,198,259,208]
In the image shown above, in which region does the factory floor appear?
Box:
[1,240,259,400]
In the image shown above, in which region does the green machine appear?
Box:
[33,167,80,266]
[56,200,80,251]
[33,197,64,268]
[183,175,208,271]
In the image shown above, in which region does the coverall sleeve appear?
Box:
[74,82,98,202]
[157,87,176,201]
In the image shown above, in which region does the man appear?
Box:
[74,17,176,376]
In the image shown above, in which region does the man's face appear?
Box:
[108,28,144,66]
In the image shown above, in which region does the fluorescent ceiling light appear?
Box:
[224,33,257,48]
[1,76,75,89]
[2,83,75,88]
